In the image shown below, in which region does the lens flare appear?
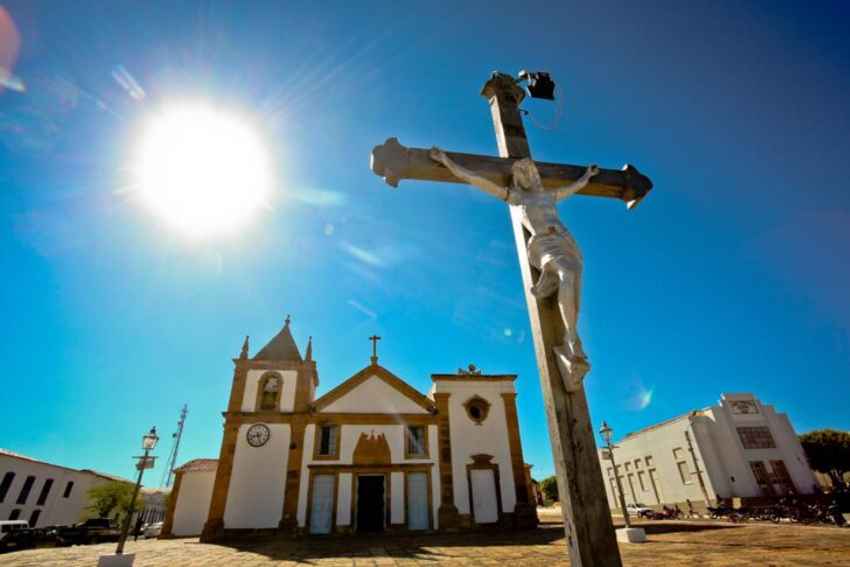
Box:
[131,102,272,238]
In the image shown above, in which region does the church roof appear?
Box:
[253,316,302,362]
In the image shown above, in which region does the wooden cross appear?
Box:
[370,72,652,567]
[369,334,381,365]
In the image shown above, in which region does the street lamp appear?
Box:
[599,421,647,543]
[599,421,631,528]
[115,426,159,556]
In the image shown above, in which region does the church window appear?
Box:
[737,426,775,449]
[63,481,74,498]
[463,396,491,425]
[0,472,14,502]
[405,426,428,458]
[258,373,282,411]
[36,479,53,506]
[16,476,35,505]
[317,425,339,458]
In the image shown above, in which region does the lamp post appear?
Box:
[600,421,631,529]
[115,427,158,556]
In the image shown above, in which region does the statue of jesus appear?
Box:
[430,148,599,391]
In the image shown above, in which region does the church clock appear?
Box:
[246,424,271,447]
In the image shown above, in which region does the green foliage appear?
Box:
[86,481,141,523]
[800,429,850,488]
[540,475,559,503]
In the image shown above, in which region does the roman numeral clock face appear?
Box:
[246,423,271,447]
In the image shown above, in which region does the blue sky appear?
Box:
[1,1,848,483]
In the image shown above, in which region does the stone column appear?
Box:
[502,392,538,528]
[433,393,460,529]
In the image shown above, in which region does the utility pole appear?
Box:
[161,404,188,488]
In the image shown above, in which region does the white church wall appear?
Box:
[224,423,290,528]
[172,470,215,536]
[391,472,405,525]
[321,375,430,414]
[433,381,516,516]
[241,369,298,412]
[296,424,315,527]
[336,473,352,526]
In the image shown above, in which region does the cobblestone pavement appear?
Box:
[2,519,849,566]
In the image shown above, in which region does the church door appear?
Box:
[356,475,385,532]
[309,475,335,534]
[407,472,429,530]
[470,469,499,524]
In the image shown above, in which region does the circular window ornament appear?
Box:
[246,423,271,447]
[463,396,491,425]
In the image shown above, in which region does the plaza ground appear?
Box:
[2,513,849,566]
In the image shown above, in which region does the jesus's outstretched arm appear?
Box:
[429,147,509,201]
[553,164,599,201]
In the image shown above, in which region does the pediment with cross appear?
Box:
[313,365,436,415]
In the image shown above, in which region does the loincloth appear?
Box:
[527,230,582,272]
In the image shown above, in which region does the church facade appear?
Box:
[162,318,537,539]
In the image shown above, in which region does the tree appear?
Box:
[86,481,142,524]
[799,429,850,489]
[540,475,559,503]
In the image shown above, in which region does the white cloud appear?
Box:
[340,241,385,268]
[292,187,347,207]
[347,299,377,319]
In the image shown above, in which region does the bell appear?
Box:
[526,72,556,100]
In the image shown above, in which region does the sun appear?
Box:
[131,102,273,238]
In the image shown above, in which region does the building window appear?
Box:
[16,476,35,505]
[258,373,282,411]
[316,424,339,458]
[633,459,641,469]
[63,481,74,498]
[405,426,428,458]
[463,396,491,425]
[637,471,647,492]
[770,460,797,494]
[737,426,776,449]
[28,509,41,528]
[0,472,14,502]
[8,509,21,520]
[36,479,54,506]
[624,462,631,472]
[645,456,654,467]
[672,447,692,484]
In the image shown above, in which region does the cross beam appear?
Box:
[371,138,653,209]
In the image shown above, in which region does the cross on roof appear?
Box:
[369,335,381,365]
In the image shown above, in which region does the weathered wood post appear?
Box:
[481,72,622,566]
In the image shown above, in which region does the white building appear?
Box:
[163,317,537,539]
[599,393,819,511]
[0,449,142,528]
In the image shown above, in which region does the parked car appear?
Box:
[0,520,33,552]
[143,521,163,539]
[626,503,654,518]
[55,518,121,546]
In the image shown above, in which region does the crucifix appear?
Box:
[370,71,652,566]
[369,334,382,365]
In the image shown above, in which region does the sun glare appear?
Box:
[132,102,272,238]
